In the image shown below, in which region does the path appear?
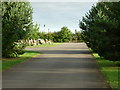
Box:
[3,43,108,88]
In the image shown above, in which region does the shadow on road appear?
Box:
[30,50,91,54]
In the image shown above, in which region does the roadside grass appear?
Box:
[2,43,62,71]
[2,50,40,71]
[27,43,62,48]
[93,53,120,88]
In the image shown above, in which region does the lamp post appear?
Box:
[75,29,77,43]
[44,24,46,32]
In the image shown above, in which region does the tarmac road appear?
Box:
[3,43,108,88]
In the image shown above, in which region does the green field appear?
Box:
[93,53,120,88]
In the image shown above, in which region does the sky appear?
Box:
[30,1,97,33]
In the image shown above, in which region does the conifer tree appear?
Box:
[2,2,33,57]
[80,2,120,61]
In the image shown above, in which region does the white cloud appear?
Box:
[31,2,96,33]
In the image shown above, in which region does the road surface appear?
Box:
[3,43,108,88]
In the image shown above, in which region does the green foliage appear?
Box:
[47,32,53,40]
[72,30,84,42]
[40,27,73,43]
[14,43,26,55]
[52,32,61,42]
[26,24,40,40]
[59,27,73,42]
[52,26,73,42]
[7,43,26,58]
[38,32,47,39]
[79,2,120,61]
[2,2,33,57]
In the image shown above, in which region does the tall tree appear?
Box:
[2,2,33,57]
[79,2,120,61]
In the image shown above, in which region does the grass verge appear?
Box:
[27,43,62,48]
[2,43,62,71]
[2,50,40,71]
[92,53,120,88]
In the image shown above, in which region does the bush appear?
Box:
[14,43,26,55]
[63,39,69,42]
[4,43,26,58]
[57,39,62,42]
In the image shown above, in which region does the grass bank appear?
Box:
[27,43,62,48]
[92,53,120,88]
[2,51,40,71]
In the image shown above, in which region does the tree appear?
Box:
[79,2,120,61]
[0,1,2,58]
[47,32,53,40]
[59,26,73,42]
[38,32,47,40]
[26,23,40,40]
[2,2,33,57]
[52,32,60,42]
[73,30,83,42]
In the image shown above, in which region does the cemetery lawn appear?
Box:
[27,43,62,48]
[2,51,40,71]
[93,53,120,88]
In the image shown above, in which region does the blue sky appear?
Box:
[30,2,97,33]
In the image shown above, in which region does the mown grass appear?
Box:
[2,51,40,71]
[93,53,120,88]
[27,43,62,48]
